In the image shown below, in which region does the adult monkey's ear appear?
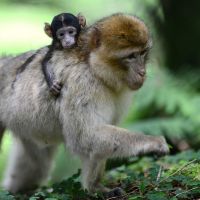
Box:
[44,22,53,38]
[88,26,101,50]
[77,13,86,28]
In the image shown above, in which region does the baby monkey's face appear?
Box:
[56,26,77,48]
[44,13,86,49]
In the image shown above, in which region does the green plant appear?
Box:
[1,150,200,200]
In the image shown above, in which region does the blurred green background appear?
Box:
[1,0,200,186]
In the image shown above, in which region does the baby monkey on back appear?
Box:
[43,13,86,96]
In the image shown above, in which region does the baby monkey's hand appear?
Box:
[50,80,62,97]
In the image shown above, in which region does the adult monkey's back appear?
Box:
[0,13,169,195]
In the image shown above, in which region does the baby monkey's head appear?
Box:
[44,13,86,49]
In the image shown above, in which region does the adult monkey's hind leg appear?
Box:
[3,136,56,193]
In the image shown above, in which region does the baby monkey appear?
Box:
[43,13,86,96]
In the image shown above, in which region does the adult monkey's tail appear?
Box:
[0,122,5,151]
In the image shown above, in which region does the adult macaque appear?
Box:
[0,13,169,196]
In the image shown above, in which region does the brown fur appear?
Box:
[97,14,149,49]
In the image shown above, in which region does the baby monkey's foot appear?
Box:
[50,80,62,96]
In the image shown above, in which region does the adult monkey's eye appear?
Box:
[140,49,147,56]
[59,32,64,37]
[127,53,137,59]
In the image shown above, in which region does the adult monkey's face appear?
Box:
[87,14,152,91]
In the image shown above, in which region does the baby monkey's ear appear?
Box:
[77,13,86,28]
[44,22,53,38]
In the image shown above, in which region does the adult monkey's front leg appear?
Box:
[89,125,169,159]
[81,158,107,192]
[72,125,169,193]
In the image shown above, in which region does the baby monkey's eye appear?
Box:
[59,33,64,37]
[69,30,74,34]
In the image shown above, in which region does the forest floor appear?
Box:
[1,150,200,200]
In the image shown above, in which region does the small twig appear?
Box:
[175,187,200,197]
[156,166,163,182]
[106,196,117,200]
[159,159,197,184]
